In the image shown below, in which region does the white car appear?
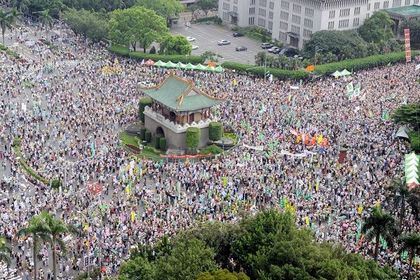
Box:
[217,39,231,46]
[186,36,196,42]
[191,45,199,50]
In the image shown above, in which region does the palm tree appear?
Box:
[0,236,11,266]
[386,178,410,229]
[399,232,420,280]
[362,206,398,261]
[18,212,51,280]
[38,9,53,38]
[0,9,13,45]
[44,212,77,280]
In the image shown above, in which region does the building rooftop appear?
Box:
[386,5,420,18]
[142,75,224,112]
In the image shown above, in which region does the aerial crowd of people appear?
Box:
[0,21,419,279]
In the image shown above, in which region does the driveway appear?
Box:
[171,22,263,65]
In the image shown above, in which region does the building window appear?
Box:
[223,12,229,21]
[328,21,334,29]
[234,0,238,3]
[383,0,389,7]
[223,2,230,10]
[304,18,313,28]
[305,8,314,17]
[279,21,288,30]
[269,1,274,9]
[392,0,401,6]
[280,11,289,20]
[292,15,301,24]
[281,0,289,9]
[339,8,350,17]
[269,11,274,19]
[249,7,255,14]
[366,13,370,18]
[259,8,266,16]
[303,29,312,38]
[413,0,419,4]
[329,10,335,18]
[367,3,371,10]
[374,2,380,9]
[268,21,273,30]
[251,0,255,4]
[258,17,266,27]
[354,7,360,15]
[291,25,300,34]
[233,5,238,12]
[338,19,349,28]
[353,17,360,27]
[249,17,255,25]
[279,31,287,41]
[405,0,410,5]
[292,4,301,13]
[259,0,267,6]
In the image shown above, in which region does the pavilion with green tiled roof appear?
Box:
[143,75,223,112]
[141,74,225,150]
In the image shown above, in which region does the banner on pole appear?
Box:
[404,29,411,63]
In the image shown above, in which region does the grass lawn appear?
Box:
[120,131,140,148]
[139,146,162,161]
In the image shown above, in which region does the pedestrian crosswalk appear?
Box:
[0,263,22,280]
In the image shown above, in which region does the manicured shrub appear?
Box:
[154,136,161,149]
[159,138,167,151]
[145,130,152,143]
[139,128,146,140]
[50,178,62,189]
[209,122,223,141]
[221,62,309,80]
[109,45,204,64]
[186,127,200,150]
[139,97,153,122]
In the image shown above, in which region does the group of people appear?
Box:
[0,21,419,279]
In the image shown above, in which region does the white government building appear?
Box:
[218,0,419,48]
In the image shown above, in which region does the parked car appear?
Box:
[186,36,196,42]
[235,46,247,51]
[268,46,281,54]
[233,32,244,37]
[279,47,299,57]
[217,39,231,46]
[191,45,199,50]
[261,42,273,49]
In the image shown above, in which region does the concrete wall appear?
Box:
[145,115,210,150]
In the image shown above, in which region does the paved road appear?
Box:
[171,22,266,64]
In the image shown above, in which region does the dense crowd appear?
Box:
[0,23,419,279]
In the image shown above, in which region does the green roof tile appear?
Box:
[386,5,420,17]
[142,75,223,112]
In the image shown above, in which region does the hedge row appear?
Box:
[12,138,50,185]
[209,122,223,141]
[409,131,420,153]
[109,45,204,64]
[186,127,200,149]
[314,51,419,75]
[221,62,309,80]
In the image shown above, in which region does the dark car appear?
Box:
[235,46,247,51]
[279,47,299,57]
[261,42,273,49]
[233,32,244,37]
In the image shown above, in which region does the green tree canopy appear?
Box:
[156,238,218,280]
[197,269,250,280]
[303,30,367,60]
[400,19,420,44]
[159,34,192,55]
[62,0,137,11]
[195,0,218,16]
[392,103,420,131]
[0,236,11,265]
[399,232,420,280]
[135,0,183,25]
[358,11,394,43]
[118,256,156,280]
[109,6,168,52]
[62,8,109,42]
